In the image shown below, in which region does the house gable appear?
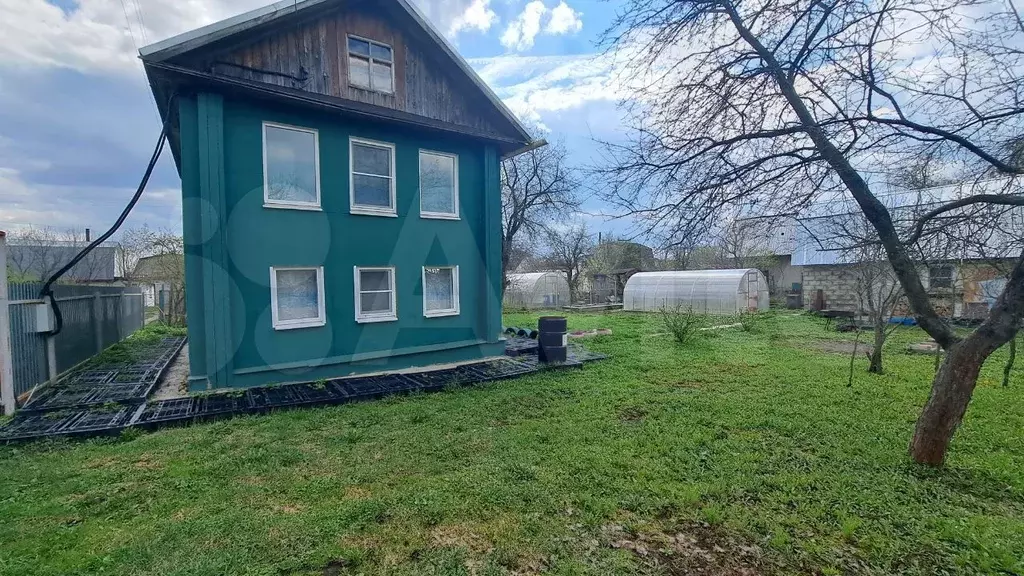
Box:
[141,0,530,149]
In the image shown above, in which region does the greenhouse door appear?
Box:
[745,271,760,311]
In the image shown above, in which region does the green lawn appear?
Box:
[1,312,1022,575]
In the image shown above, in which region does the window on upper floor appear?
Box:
[270,266,326,330]
[348,36,394,94]
[929,264,955,289]
[263,122,320,210]
[419,150,459,219]
[423,266,459,317]
[355,266,397,323]
[350,138,396,216]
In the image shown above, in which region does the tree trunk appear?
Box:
[909,339,989,465]
[868,319,885,374]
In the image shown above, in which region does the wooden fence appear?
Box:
[1,234,145,413]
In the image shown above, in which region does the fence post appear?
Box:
[0,231,15,414]
[44,296,57,386]
[93,293,103,353]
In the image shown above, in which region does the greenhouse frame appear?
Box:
[623,269,770,314]
[504,272,571,309]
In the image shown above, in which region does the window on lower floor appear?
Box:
[270,266,326,330]
[423,266,459,317]
[355,266,397,322]
[929,264,955,289]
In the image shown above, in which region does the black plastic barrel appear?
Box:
[537,316,567,363]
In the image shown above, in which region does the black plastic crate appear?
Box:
[136,398,195,424]
[25,387,100,411]
[91,383,150,403]
[194,393,251,416]
[342,376,397,399]
[64,406,135,433]
[291,382,343,404]
[0,412,80,440]
[66,370,117,385]
[250,386,305,409]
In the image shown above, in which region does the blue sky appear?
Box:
[0,0,632,239]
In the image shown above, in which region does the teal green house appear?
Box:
[140,0,534,390]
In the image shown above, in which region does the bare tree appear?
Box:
[600,0,1024,464]
[147,232,186,326]
[116,226,156,282]
[542,223,594,303]
[502,138,578,289]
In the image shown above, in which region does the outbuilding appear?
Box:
[623,269,770,314]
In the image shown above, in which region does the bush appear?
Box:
[660,305,708,345]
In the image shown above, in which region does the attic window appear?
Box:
[348,36,394,94]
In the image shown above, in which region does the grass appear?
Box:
[89,322,187,366]
[1,311,1022,575]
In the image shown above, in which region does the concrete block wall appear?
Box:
[800,265,860,311]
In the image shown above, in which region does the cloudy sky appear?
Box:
[0,0,630,236]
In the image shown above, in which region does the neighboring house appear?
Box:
[140,0,533,390]
[736,179,1023,318]
[6,241,119,283]
[133,254,185,322]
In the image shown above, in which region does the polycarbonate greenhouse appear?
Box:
[504,272,571,309]
[623,269,770,314]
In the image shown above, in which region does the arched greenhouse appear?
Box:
[504,272,571,309]
[623,269,770,314]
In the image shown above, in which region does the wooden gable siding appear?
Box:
[180,4,507,138]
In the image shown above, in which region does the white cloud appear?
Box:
[0,167,182,232]
[446,0,498,37]
[0,0,496,76]
[501,0,547,51]
[545,1,582,35]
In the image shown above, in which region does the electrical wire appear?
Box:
[38,96,175,337]
[118,0,139,53]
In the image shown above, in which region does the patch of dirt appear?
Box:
[133,454,164,470]
[602,521,767,576]
[321,558,350,576]
[344,486,372,500]
[149,343,190,401]
[429,524,492,553]
[618,406,647,423]
[272,504,305,514]
[803,340,863,355]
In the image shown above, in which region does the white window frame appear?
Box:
[262,122,322,211]
[422,265,460,318]
[349,137,397,217]
[269,266,326,330]
[354,266,398,323]
[419,150,460,220]
[346,34,395,94]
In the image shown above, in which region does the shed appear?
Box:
[504,272,570,309]
[623,269,770,314]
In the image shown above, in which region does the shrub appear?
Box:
[660,305,708,345]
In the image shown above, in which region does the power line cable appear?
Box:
[118,0,139,52]
[38,95,175,337]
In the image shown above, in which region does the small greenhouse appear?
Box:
[504,272,571,309]
[623,269,770,314]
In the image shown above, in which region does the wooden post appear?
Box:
[93,293,103,353]
[0,231,15,414]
